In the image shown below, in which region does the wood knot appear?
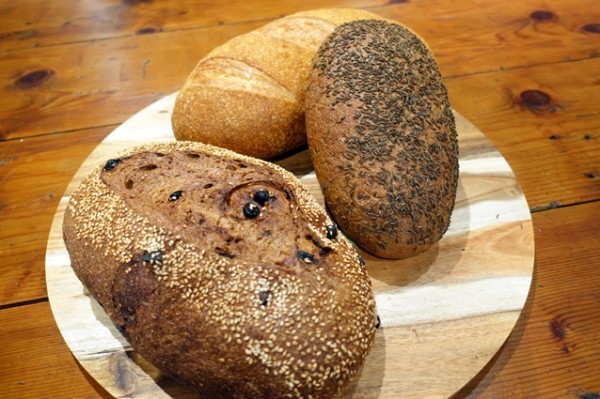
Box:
[519,90,555,112]
[530,10,555,22]
[549,318,566,340]
[582,23,600,34]
[14,69,55,89]
[577,393,600,399]
[136,27,157,35]
[124,0,152,5]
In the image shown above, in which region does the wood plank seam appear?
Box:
[530,198,600,213]
[0,297,48,311]
[0,124,118,143]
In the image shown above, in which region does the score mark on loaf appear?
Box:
[171,8,389,160]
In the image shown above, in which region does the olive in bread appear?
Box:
[63,141,376,398]
[305,19,459,260]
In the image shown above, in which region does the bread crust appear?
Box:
[171,8,387,160]
[63,141,376,398]
[306,20,459,259]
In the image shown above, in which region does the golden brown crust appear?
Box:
[306,20,459,260]
[171,8,388,160]
[63,141,376,398]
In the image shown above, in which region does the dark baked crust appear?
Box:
[306,19,459,260]
[63,141,376,399]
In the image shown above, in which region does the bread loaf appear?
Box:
[171,8,387,160]
[63,141,377,398]
[306,20,459,260]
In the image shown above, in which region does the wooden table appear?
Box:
[1,1,598,398]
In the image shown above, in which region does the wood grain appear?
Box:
[0,20,262,140]
[2,0,599,142]
[376,0,600,77]
[446,57,600,210]
[0,127,112,306]
[2,203,597,399]
[453,200,600,399]
[0,1,598,398]
[2,0,598,69]
[0,0,386,50]
[0,301,112,399]
[45,94,534,398]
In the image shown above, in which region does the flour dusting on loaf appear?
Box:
[63,141,377,398]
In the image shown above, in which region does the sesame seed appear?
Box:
[64,139,377,398]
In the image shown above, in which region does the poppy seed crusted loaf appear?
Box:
[62,141,377,398]
[306,20,459,260]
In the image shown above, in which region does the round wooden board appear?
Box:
[46,92,535,399]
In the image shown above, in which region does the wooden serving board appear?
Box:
[45,93,534,399]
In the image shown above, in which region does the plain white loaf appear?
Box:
[171,8,388,159]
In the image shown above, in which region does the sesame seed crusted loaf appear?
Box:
[306,20,459,260]
[62,141,377,398]
[171,8,388,160]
